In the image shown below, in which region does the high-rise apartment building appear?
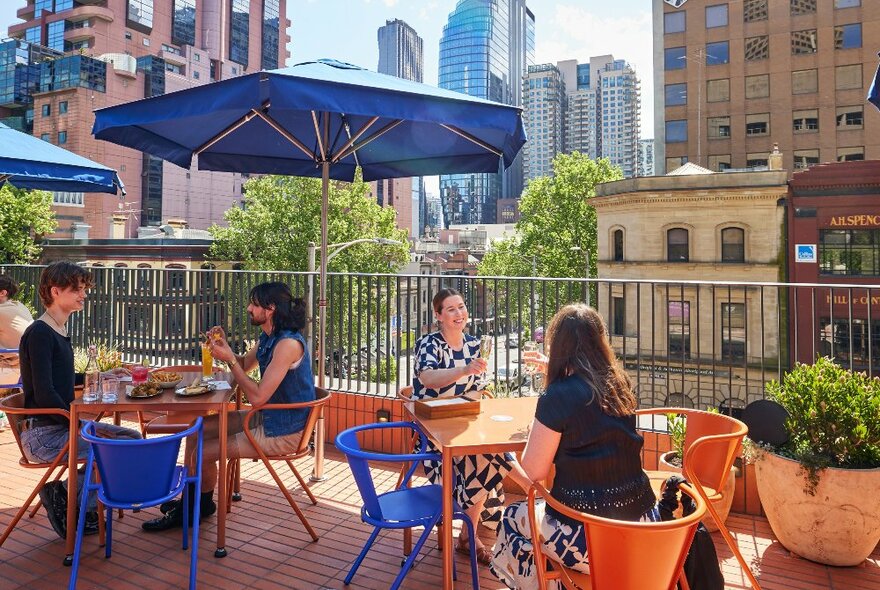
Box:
[377,18,422,83]
[654,0,879,175]
[438,0,534,226]
[524,56,641,185]
[2,0,290,238]
[374,18,424,238]
[638,138,655,176]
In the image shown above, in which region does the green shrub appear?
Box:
[368,356,397,384]
[73,342,125,372]
[765,356,880,490]
[666,413,686,460]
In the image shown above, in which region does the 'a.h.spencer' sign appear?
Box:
[827,215,880,227]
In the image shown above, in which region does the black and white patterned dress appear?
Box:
[412,331,514,527]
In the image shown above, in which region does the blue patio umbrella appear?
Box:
[0,122,123,194]
[869,54,880,112]
[92,58,526,381]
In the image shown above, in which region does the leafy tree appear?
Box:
[0,184,57,263]
[478,153,622,323]
[209,174,409,273]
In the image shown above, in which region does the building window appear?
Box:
[791,30,817,54]
[165,265,187,291]
[745,74,769,98]
[171,0,196,47]
[59,100,68,114]
[613,229,624,262]
[667,228,689,262]
[835,0,860,6]
[706,78,729,102]
[41,104,50,117]
[793,109,819,133]
[192,70,199,79]
[612,296,625,336]
[721,303,746,361]
[743,0,768,21]
[746,153,768,168]
[665,83,687,106]
[819,229,880,276]
[837,146,864,162]
[58,131,67,144]
[706,42,729,65]
[836,106,863,129]
[665,12,686,34]
[52,191,84,206]
[835,64,862,90]
[835,24,862,49]
[229,0,250,67]
[745,36,769,61]
[706,5,728,28]
[666,156,687,171]
[721,227,745,262]
[668,301,691,358]
[790,0,816,15]
[792,69,818,94]
[708,154,731,171]
[666,120,687,143]
[708,116,730,139]
[665,47,686,70]
[745,113,769,136]
[261,0,280,70]
[793,149,819,170]
[40,133,50,142]
[47,20,65,52]
[126,0,154,33]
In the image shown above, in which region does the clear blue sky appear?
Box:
[1,1,654,130]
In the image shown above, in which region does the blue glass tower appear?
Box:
[438,0,534,225]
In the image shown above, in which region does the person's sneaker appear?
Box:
[38,481,67,539]
[142,498,216,532]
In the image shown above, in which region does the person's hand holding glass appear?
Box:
[522,342,548,396]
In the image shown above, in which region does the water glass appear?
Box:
[82,381,99,403]
[479,335,493,360]
[101,377,119,403]
[522,341,539,395]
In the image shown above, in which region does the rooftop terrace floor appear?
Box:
[1,425,877,590]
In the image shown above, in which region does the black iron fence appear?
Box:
[3,264,877,411]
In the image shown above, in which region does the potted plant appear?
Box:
[755,356,880,566]
[659,411,736,532]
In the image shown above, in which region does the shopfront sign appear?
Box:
[795,244,816,263]
[827,215,880,227]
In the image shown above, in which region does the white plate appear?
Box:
[490,414,513,422]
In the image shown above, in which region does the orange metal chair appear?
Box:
[223,387,330,542]
[636,407,761,590]
[0,393,78,546]
[528,481,706,590]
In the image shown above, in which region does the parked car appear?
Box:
[507,333,520,348]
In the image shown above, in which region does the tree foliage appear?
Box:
[479,152,622,279]
[209,174,409,273]
[0,184,57,263]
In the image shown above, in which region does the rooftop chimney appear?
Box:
[111,212,128,239]
[166,218,189,232]
[768,143,783,171]
[72,223,91,240]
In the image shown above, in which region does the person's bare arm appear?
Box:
[417,357,487,390]
[211,335,302,406]
[520,418,562,483]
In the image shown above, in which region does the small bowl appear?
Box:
[149,373,183,389]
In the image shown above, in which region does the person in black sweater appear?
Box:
[19,261,140,539]
[490,304,658,590]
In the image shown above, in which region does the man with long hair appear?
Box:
[143,282,316,531]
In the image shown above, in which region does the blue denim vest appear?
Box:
[256,329,315,437]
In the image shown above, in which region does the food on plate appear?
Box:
[149,371,182,383]
[129,382,160,398]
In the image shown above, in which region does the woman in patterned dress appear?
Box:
[490,304,660,589]
[413,288,532,565]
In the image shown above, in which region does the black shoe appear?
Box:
[83,511,99,536]
[142,498,216,532]
[159,499,180,514]
[39,481,67,539]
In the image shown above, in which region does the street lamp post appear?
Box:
[308,236,402,481]
[570,246,591,307]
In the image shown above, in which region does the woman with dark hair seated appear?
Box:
[143,281,315,531]
[413,287,531,565]
[490,304,659,589]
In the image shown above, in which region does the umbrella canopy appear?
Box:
[0,122,124,194]
[92,58,526,399]
[869,56,880,112]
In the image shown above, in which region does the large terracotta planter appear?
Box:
[659,451,736,533]
[755,451,880,566]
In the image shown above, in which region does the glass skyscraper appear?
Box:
[438,0,534,225]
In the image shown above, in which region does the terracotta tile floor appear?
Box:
[1,424,877,590]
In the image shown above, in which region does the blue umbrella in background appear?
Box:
[92,58,526,385]
[0,122,124,194]
[869,54,880,112]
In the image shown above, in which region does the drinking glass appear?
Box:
[522,341,539,396]
[82,380,99,403]
[101,377,119,403]
[201,343,213,379]
[479,335,493,360]
[131,364,149,385]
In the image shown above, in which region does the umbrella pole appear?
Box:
[312,158,330,481]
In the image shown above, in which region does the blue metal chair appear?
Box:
[335,421,480,590]
[68,418,204,590]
